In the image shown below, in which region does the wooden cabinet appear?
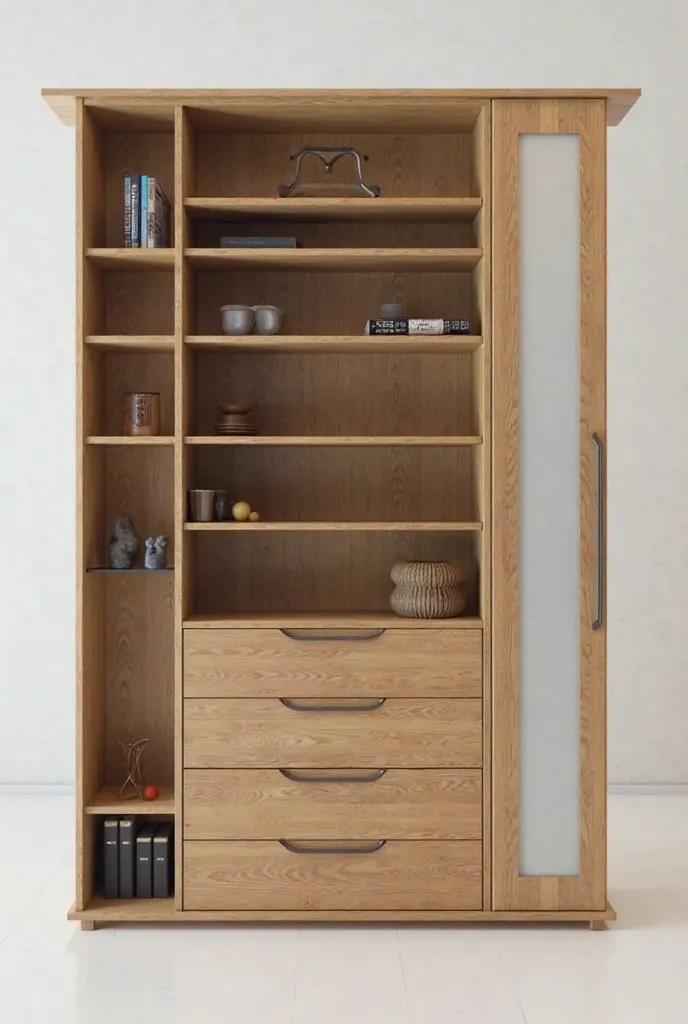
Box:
[45,86,639,928]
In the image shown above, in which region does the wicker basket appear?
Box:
[390,560,466,619]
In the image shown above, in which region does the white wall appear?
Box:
[0,0,685,785]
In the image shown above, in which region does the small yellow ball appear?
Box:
[248,511,260,522]
[232,501,251,522]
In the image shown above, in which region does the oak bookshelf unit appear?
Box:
[43,87,639,928]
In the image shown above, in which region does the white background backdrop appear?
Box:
[0,0,685,786]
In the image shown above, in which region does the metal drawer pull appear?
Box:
[279,768,387,783]
[279,840,387,855]
[591,432,604,631]
[279,628,386,642]
[279,698,386,712]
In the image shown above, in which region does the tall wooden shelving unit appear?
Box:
[44,88,639,928]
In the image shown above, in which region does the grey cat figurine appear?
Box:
[109,515,141,569]
[144,535,168,570]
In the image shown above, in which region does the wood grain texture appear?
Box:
[194,531,479,616]
[186,436,482,446]
[102,131,174,247]
[185,335,483,354]
[184,613,483,629]
[183,628,482,698]
[186,248,482,271]
[193,351,478,436]
[492,99,607,912]
[87,335,175,352]
[183,698,482,769]
[89,248,175,269]
[87,436,174,446]
[184,769,482,840]
[103,572,175,785]
[193,219,474,251]
[194,269,478,336]
[184,840,482,911]
[86,785,175,814]
[185,522,481,532]
[103,271,174,335]
[43,89,641,129]
[186,197,482,221]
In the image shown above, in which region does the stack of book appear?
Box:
[102,818,174,898]
[124,175,171,248]
[364,318,471,336]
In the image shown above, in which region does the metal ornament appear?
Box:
[119,738,149,799]
[278,146,380,198]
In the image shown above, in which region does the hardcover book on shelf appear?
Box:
[123,176,132,247]
[140,175,149,247]
[135,824,157,898]
[220,236,298,248]
[102,819,119,898]
[153,823,174,898]
[147,178,171,248]
[118,817,137,899]
[130,174,141,247]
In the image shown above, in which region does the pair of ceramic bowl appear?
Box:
[221,304,283,335]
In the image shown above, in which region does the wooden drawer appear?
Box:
[184,768,482,840]
[184,627,482,698]
[184,840,483,911]
[184,698,482,768]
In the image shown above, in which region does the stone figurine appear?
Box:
[109,515,141,570]
[144,535,168,570]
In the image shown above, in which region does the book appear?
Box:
[130,175,141,248]
[123,176,132,247]
[103,819,119,898]
[220,236,298,248]
[140,175,149,247]
[153,823,174,898]
[148,179,171,248]
[118,817,137,899]
[365,318,471,336]
[135,824,156,898]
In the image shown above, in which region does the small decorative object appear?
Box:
[109,515,141,569]
[144,535,168,570]
[248,511,260,522]
[215,404,256,436]
[119,737,149,799]
[252,305,283,335]
[124,392,160,436]
[221,304,255,335]
[214,490,231,522]
[143,784,159,801]
[189,489,215,522]
[278,146,380,198]
[390,561,466,619]
[232,501,252,522]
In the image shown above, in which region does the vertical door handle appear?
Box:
[591,433,604,631]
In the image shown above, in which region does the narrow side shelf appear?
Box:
[86,567,174,574]
[86,335,175,352]
[85,786,175,815]
[185,335,484,354]
[86,436,175,446]
[86,248,175,270]
[185,521,483,532]
[185,247,482,271]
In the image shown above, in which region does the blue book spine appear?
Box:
[124,176,132,247]
[131,175,141,247]
[140,175,149,247]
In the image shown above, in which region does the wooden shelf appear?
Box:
[86,436,174,446]
[185,197,483,222]
[184,612,483,629]
[85,786,175,815]
[86,567,174,574]
[86,335,175,352]
[185,335,483,353]
[69,898,176,922]
[185,435,482,447]
[185,521,482,532]
[185,247,482,271]
[86,248,175,270]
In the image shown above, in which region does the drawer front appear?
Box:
[184,768,482,840]
[184,840,483,911]
[184,698,482,769]
[184,628,482,698]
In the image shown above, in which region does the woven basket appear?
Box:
[390,561,466,619]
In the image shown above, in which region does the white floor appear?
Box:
[0,795,687,1024]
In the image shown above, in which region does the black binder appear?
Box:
[103,819,119,898]
[135,824,156,898]
[153,823,174,898]
[118,817,137,899]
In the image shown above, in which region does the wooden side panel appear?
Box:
[184,769,482,840]
[184,698,482,769]
[184,840,483,911]
[492,99,607,910]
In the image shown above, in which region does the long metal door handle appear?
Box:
[591,432,604,631]
[279,698,386,712]
[279,768,387,783]
[279,628,386,642]
[279,840,387,855]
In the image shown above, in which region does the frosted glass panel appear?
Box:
[518,134,580,876]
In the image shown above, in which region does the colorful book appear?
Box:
[153,823,174,898]
[365,318,471,336]
[118,817,137,899]
[103,819,119,898]
[130,175,141,248]
[140,175,149,247]
[123,176,132,247]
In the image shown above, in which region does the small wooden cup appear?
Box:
[124,392,160,436]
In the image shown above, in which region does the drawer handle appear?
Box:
[279,697,386,712]
[279,768,387,783]
[279,628,386,643]
[279,839,387,855]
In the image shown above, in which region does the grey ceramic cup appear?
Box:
[252,305,283,335]
[221,305,255,335]
[189,489,215,522]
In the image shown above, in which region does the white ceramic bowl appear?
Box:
[252,305,283,335]
[221,305,255,335]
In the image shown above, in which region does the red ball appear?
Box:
[143,785,159,801]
